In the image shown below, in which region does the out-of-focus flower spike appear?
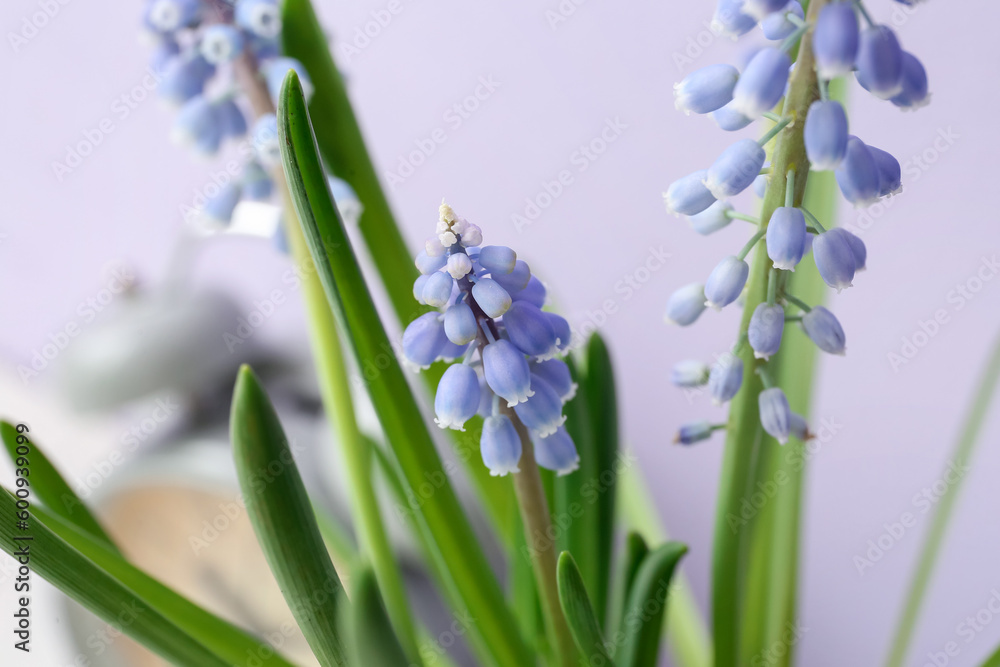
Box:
[402,313,448,369]
[251,114,281,168]
[472,278,512,318]
[712,102,754,132]
[743,0,790,20]
[766,207,806,270]
[704,139,767,199]
[805,100,849,171]
[492,260,531,293]
[891,52,931,110]
[688,200,734,236]
[200,24,244,64]
[813,228,856,291]
[671,360,710,388]
[665,283,707,326]
[530,359,577,402]
[665,170,717,216]
[444,301,479,345]
[503,302,558,359]
[235,0,282,39]
[172,95,222,155]
[834,136,881,207]
[242,160,273,201]
[705,256,750,309]
[512,276,547,308]
[812,2,859,79]
[146,0,201,33]
[674,64,740,115]
[713,0,757,37]
[421,271,454,308]
[264,57,314,103]
[675,421,715,445]
[761,1,804,40]
[215,98,248,139]
[748,303,784,359]
[159,54,214,105]
[731,48,791,120]
[478,246,517,274]
[201,183,242,229]
[801,305,846,355]
[856,25,904,99]
[532,427,580,476]
[434,364,481,431]
[759,386,791,444]
[480,415,522,476]
[868,145,902,196]
[709,353,743,404]
[483,339,534,406]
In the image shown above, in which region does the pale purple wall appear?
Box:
[2,0,999,665]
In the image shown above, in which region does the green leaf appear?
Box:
[231,365,349,667]
[0,490,231,666]
[349,566,411,667]
[607,532,649,637]
[1,421,117,551]
[980,643,1000,667]
[276,70,531,667]
[556,552,613,665]
[618,542,689,667]
[27,501,297,667]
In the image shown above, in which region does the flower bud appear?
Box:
[705,256,749,309]
[478,245,517,274]
[671,360,710,388]
[804,100,849,171]
[834,136,880,207]
[447,253,473,279]
[813,229,856,291]
[492,260,532,293]
[415,249,448,275]
[235,0,283,39]
[868,145,901,197]
[413,275,429,304]
[665,283,707,326]
[753,174,769,198]
[766,207,807,270]
[532,427,580,476]
[812,2,859,79]
[460,224,483,247]
[438,340,470,363]
[712,102,754,132]
[200,25,244,65]
[731,48,791,120]
[674,64,739,115]
[472,278,512,317]
[147,0,201,32]
[712,0,756,37]
[483,339,534,406]
[512,276,547,308]
[159,54,214,105]
[688,201,734,235]
[444,302,479,345]
[759,387,791,444]
[840,228,866,271]
[760,1,804,40]
[434,365,481,431]
[665,170,716,216]
[530,359,577,402]
[709,353,743,404]
[675,421,714,445]
[422,271,455,307]
[480,415,522,476]
[856,25,904,99]
[503,302,558,359]
[705,139,767,198]
[402,313,447,369]
[801,306,846,355]
[514,375,567,437]
[891,52,930,110]
[748,303,784,360]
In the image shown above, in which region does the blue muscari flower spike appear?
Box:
[472,278,512,318]
[689,201,734,236]
[215,99,248,138]
[150,37,180,75]
[532,427,580,476]
[235,0,283,39]
[201,182,242,228]
[264,57,314,103]
[748,303,784,360]
[251,114,281,168]
[530,359,577,402]
[835,136,881,207]
[478,246,517,274]
[434,364,481,431]
[742,0,789,20]
[856,25,904,100]
[675,421,714,445]
[503,302,558,359]
[242,160,273,201]
[671,360,710,388]
[813,228,856,291]
[480,415,522,477]
[146,0,202,33]
[713,0,756,37]
[514,375,566,437]
[159,54,214,105]
[172,95,222,155]
[665,170,716,216]
[868,145,902,197]
[812,2,859,79]
[705,139,767,199]
[731,48,791,120]
[674,64,740,115]
[512,276,547,308]
[805,100,849,171]
[492,260,532,293]
[801,305,846,355]
[200,24,244,64]
[402,313,448,369]
[665,283,707,326]
[766,207,806,270]
[891,52,930,110]
[483,339,534,407]
[545,312,572,351]
[709,353,743,404]
[422,271,454,308]
[840,228,866,271]
[444,301,478,345]
[761,1,804,41]
[705,256,749,309]
[712,102,754,132]
[759,387,791,444]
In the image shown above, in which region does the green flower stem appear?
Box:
[784,293,812,313]
[711,3,831,665]
[738,229,767,261]
[885,334,1000,667]
[503,405,579,667]
[725,210,761,225]
[234,54,422,665]
[801,206,827,232]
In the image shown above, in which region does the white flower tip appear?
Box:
[439,199,457,225]
[556,460,581,476]
[753,351,770,360]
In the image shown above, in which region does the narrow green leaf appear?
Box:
[607,532,649,637]
[557,552,613,665]
[980,643,1000,667]
[618,542,689,667]
[231,365,349,667]
[277,70,532,667]
[0,490,231,666]
[350,566,411,667]
[1,421,117,551]
[28,501,296,667]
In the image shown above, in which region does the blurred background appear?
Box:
[2,0,999,665]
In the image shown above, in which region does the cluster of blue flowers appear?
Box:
[403,203,579,477]
[664,0,929,445]
[142,0,314,229]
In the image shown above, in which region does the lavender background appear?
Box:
[2,0,1000,665]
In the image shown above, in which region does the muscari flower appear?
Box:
[504,302,559,360]
[512,276,547,308]
[484,339,534,407]
[242,160,273,201]
[789,413,811,441]
[264,57,314,103]
[422,271,455,308]
[713,0,756,37]
[748,303,784,360]
[761,1,804,41]
[481,415,522,476]
[712,102,754,132]
[812,2,859,79]
[172,95,222,155]
[531,359,577,402]
[492,260,532,293]
[856,25,904,100]
[533,427,580,476]
[705,256,749,309]
[514,375,567,437]
[201,182,242,228]
[675,421,714,445]
[252,114,281,168]
[835,136,880,207]
[665,171,716,216]
[146,0,201,33]
[671,360,710,388]
[478,246,517,274]
[801,306,846,355]
[235,0,283,39]
[891,52,930,110]
[743,0,789,20]
[731,48,791,120]
[704,139,766,199]
[674,64,740,115]
[159,54,214,105]
[766,207,807,270]
[708,353,743,404]
[445,301,478,345]
[841,228,866,271]
[472,278,512,318]
[215,98,248,138]
[869,145,902,197]
[434,364,481,431]
[759,387,791,444]
[402,313,448,369]
[804,100,849,171]
[200,24,244,64]
[813,228,856,291]
[689,201,734,235]
[665,283,707,326]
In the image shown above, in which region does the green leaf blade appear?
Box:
[618,542,689,667]
[557,551,613,665]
